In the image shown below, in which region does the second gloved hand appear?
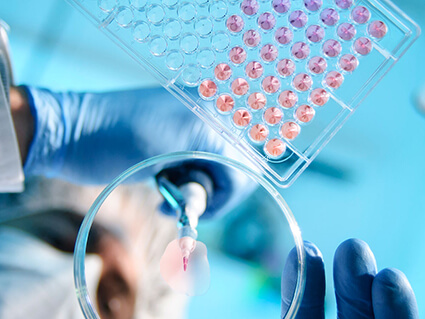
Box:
[22,86,253,217]
[281,239,419,319]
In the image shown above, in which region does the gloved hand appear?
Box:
[21,86,253,217]
[281,239,419,319]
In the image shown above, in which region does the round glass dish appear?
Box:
[74,151,305,319]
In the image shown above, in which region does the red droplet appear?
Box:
[183,256,188,271]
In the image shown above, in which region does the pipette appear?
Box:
[157,176,207,271]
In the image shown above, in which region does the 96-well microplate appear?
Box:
[67,0,420,187]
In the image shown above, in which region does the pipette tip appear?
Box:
[183,256,188,271]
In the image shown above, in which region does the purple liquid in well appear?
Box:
[272,0,291,14]
[323,39,342,57]
[258,12,276,30]
[337,23,356,41]
[243,29,261,47]
[320,8,339,26]
[369,20,388,39]
[261,44,278,62]
[275,27,293,45]
[335,0,353,9]
[306,25,325,43]
[354,37,373,55]
[289,10,308,28]
[351,6,370,24]
[241,0,259,16]
[304,0,322,12]
[292,42,310,60]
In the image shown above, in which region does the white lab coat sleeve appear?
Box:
[0,84,24,193]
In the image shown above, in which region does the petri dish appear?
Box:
[74,151,305,319]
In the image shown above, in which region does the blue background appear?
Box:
[1,0,424,317]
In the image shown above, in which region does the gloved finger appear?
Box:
[333,238,377,319]
[372,268,419,319]
[281,241,325,319]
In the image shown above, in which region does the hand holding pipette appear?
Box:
[157,175,207,271]
[157,174,210,296]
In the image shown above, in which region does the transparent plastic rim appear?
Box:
[73,151,306,319]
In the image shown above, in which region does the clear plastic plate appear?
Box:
[73,151,306,319]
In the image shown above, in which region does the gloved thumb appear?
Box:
[281,241,325,319]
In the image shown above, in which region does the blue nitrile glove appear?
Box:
[281,239,419,319]
[21,86,253,217]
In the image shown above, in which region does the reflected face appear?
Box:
[96,235,138,319]
[5,210,138,319]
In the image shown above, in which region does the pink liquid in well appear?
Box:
[325,71,344,89]
[293,73,312,92]
[281,121,300,140]
[250,124,269,142]
[337,23,356,41]
[306,25,325,43]
[214,63,232,81]
[248,92,267,110]
[199,80,217,98]
[264,107,283,125]
[275,27,293,45]
[232,78,250,95]
[216,94,235,112]
[265,138,286,157]
[351,6,370,24]
[369,20,388,39]
[340,54,359,72]
[279,90,298,108]
[229,46,247,64]
[243,29,261,47]
[246,61,264,79]
[160,239,210,296]
[308,56,327,74]
[292,42,310,60]
[354,37,373,55]
[296,105,315,123]
[277,59,296,78]
[323,39,342,58]
[262,76,280,94]
[310,88,329,106]
[260,44,278,62]
[226,15,244,33]
[233,109,252,127]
